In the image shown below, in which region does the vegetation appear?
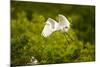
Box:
[11,1,95,65]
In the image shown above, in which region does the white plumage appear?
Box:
[41,14,70,37]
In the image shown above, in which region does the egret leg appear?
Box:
[65,33,73,41]
[63,33,70,44]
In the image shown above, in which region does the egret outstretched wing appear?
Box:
[59,14,70,28]
[41,18,57,37]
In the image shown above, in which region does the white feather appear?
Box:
[58,14,70,32]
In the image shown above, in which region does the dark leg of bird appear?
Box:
[63,33,70,44]
[65,33,73,41]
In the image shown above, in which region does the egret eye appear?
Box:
[65,26,68,28]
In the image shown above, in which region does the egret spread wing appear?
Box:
[47,18,57,29]
[41,18,57,37]
[58,14,70,28]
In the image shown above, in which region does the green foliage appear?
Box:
[11,1,95,65]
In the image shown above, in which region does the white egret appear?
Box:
[41,14,73,44]
[41,14,70,37]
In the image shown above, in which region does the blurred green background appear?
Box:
[11,1,95,65]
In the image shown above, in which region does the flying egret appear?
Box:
[41,14,73,44]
